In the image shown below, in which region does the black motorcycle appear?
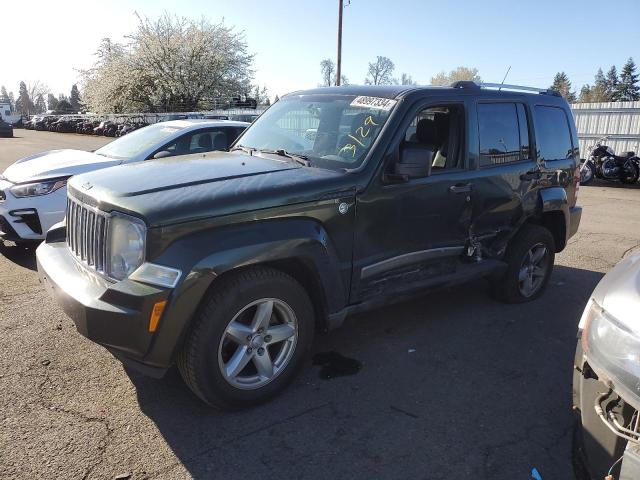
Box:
[580,136,640,185]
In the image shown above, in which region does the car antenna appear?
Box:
[499,66,511,91]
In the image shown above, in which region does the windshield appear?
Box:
[95,123,182,159]
[235,94,397,169]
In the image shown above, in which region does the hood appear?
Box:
[68,151,352,227]
[591,251,640,331]
[2,149,122,183]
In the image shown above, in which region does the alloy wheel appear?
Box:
[518,243,549,298]
[218,298,298,390]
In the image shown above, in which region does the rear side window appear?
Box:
[478,103,528,167]
[534,106,573,161]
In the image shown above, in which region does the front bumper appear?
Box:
[569,205,582,240]
[36,240,172,376]
[0,180,66,241]
[573,338,640,479]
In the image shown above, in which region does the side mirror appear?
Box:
[153,150,172,159]
[394,145,433,179]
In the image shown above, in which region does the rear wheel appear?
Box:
[620,161,639,184]
[177,267,314,409]
[491,224,555,303]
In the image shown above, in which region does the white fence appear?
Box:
[571,101,640,157]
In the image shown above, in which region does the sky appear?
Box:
[3,0,640,102]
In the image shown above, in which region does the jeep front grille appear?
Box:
[66,196,108,273]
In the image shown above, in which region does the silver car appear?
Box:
[573,251,640,480]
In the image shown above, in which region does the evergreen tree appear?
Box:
[550,72,576,102]
[8,92,15,110]
[47,93,58,111]
[605,66,619,101]
[56,99,73,112]
[616,58,640,101]
[0,86,10,103]
[578,85,592,103]
[590,68,609,102]
[15,81,34,115]
[34,94,46,113]
[70,84,82,111]
[273,95,280,103]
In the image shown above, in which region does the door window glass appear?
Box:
[162,128,229,157]
[478,103,522,167]
[534,106,573,161]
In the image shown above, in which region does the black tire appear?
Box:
[177,266,315,409]
[620,161,639,184]
[580,161,595,186]
[491,224,555,303]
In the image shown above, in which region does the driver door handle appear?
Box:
[449,183,473,194]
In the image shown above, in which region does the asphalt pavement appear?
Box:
[1,131,640,479]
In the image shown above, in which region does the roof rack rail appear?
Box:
[451,81,561,97]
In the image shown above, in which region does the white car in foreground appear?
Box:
[0,119,248,244]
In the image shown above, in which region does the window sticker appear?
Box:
[350,96,397,111]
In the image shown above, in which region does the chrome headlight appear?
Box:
[108,213,146,281]
[10,179,67,198]
[582,299,640,410]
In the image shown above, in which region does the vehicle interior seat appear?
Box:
[211,132,227,151]
[395,119,437,177]
[431,112,450,169]
[197,134,213,152]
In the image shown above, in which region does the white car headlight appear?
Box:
[582,300,640,411]
[10,179,67,197]
[108,213,146,281]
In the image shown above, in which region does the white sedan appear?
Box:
[0,119,248,244]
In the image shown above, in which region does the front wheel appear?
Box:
[579,161,595,185]
[491,224,555,303]
[177,267,315,409]
[620,162,639,184]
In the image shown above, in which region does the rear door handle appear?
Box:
[449,183,473,194]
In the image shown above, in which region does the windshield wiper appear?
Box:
[256,148,311,167]
[230,144,255,155]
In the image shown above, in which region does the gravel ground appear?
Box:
[1,131,639,479]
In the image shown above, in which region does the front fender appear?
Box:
[143,217,348,367]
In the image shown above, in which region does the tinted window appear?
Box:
[162,128,229,157]
[478,103,522,167]
[534,106,573,161]
[516,103,531,159]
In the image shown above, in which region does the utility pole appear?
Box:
[336,0,343,86]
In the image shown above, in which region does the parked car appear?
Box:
[0,120,248,245]
[37,83,582,409]
[229,113,260,123]
[573,251,640,479]
[0,119,13,138]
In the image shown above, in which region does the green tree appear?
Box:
[34,94,46,113]
[616,58,640,101]
[273,94,280,103]
[56,99,74,112]
[15,81,34,115]
[0,86,10,105]
[605,66,619,102]
[550,72,576,103]
[590,68,609,102]
[47,93,58,111]
[578,85,592,103]
[70,84,82,111]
